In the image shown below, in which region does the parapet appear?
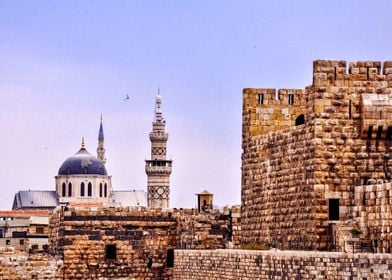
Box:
[313,60,392,86]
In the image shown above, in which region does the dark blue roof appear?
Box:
[58,148,107,176]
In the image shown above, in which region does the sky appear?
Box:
[0,1,391,209]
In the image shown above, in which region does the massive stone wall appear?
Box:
[352,182,392,253]
[173,249,392,280]
[241,125,323,249]
[242,60,392,250]
[48,205,240,280]
[0,250,61,280]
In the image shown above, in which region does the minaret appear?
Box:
[97,114,106,164]
[145,90,172,208]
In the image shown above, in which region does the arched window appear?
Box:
[68,182,72,197]
[62,183,66,197]
[88,182,92,197]
[104,183,107,197]
[80,182,85,197]
[99,183,103,197]
[295,114,305,126]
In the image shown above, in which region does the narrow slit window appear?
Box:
[99,183,103,197]
[328,198,339,221]
[258,94,264,105]
[367,126,373,140]
[62,183,66,197]
[80,182,85,197]
[376,126,383,140]
[104,183,108,197]
[288,94,294,105]
[68,183,72,197]
[88,182,92,197]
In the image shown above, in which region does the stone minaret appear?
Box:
[97,114,106,164]
[146,91,172,208]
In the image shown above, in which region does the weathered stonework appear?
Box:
[48,205,240,279]
[242,60,392,250]
[173,249,392,280]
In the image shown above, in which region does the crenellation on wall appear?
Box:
[242,59,392,251]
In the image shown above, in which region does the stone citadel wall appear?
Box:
[173,249,392,280]
[242,60,392,250]
[48,205,240,280]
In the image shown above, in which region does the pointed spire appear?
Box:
[154,87,163,122]
[98,113,104,141]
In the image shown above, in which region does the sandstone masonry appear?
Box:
[242,60,392,250]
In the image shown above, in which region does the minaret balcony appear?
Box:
[145,160,172,175]
[149,132,168,141]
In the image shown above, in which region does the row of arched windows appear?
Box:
[62,183,72,197]
[61,182,108,198]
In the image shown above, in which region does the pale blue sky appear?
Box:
[0,1,391,209]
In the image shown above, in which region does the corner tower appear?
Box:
[145,91,172,208]
[97,114,106,164]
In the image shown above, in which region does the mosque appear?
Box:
[12,93,172,210]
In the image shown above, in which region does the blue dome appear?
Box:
[58,148,107,176]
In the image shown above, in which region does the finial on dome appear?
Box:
[100,113,103,123]
[81,137,85,149]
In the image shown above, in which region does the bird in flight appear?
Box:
[124,94,130,101]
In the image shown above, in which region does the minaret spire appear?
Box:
[97,114,106,164]
[154,87,163,122]
[146,90,172,208]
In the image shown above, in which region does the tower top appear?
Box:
[154,88,163,123]
[98,114,104,141]
[81,137,85,149]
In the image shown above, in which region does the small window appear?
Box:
[328,199,339,221]
[295,114,305,126]
[6,239,10,245]
[19,239,24,245]
[105,244,116,260]
[147,257,153,269]
[288,94,294,105]
[68,182,72,197]
[258,94,264,105]
[62,183,66,197]
[81,182,85,197]
[167,249,174,268]
[104,183,108,197]
[36,227,44,234]
[88,182,92,197]
[99,183,103,197]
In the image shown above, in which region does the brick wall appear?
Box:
[173,249,392,280]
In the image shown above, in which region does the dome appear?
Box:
[58,147,107,176]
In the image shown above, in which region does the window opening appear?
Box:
[99,183,103,197]
[105,244,116,260]
[68,183,72,197]
[386,126,392,140]
[19,239,24,245]
[295,114,305,126]
[167,249,174,268]
[88,182,92,197]
[258,94,264,105]
[62,183,66,197]
[80,182,85,197]
[288,94,294,105]
[36,227,44,234]
[367,126,373,140]
[376,126,383,140]
[328,199,339,221]
[104,183,108,197]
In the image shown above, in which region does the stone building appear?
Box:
[242,60,392,251]
[13,113,148,210]
[146,91,173,208]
